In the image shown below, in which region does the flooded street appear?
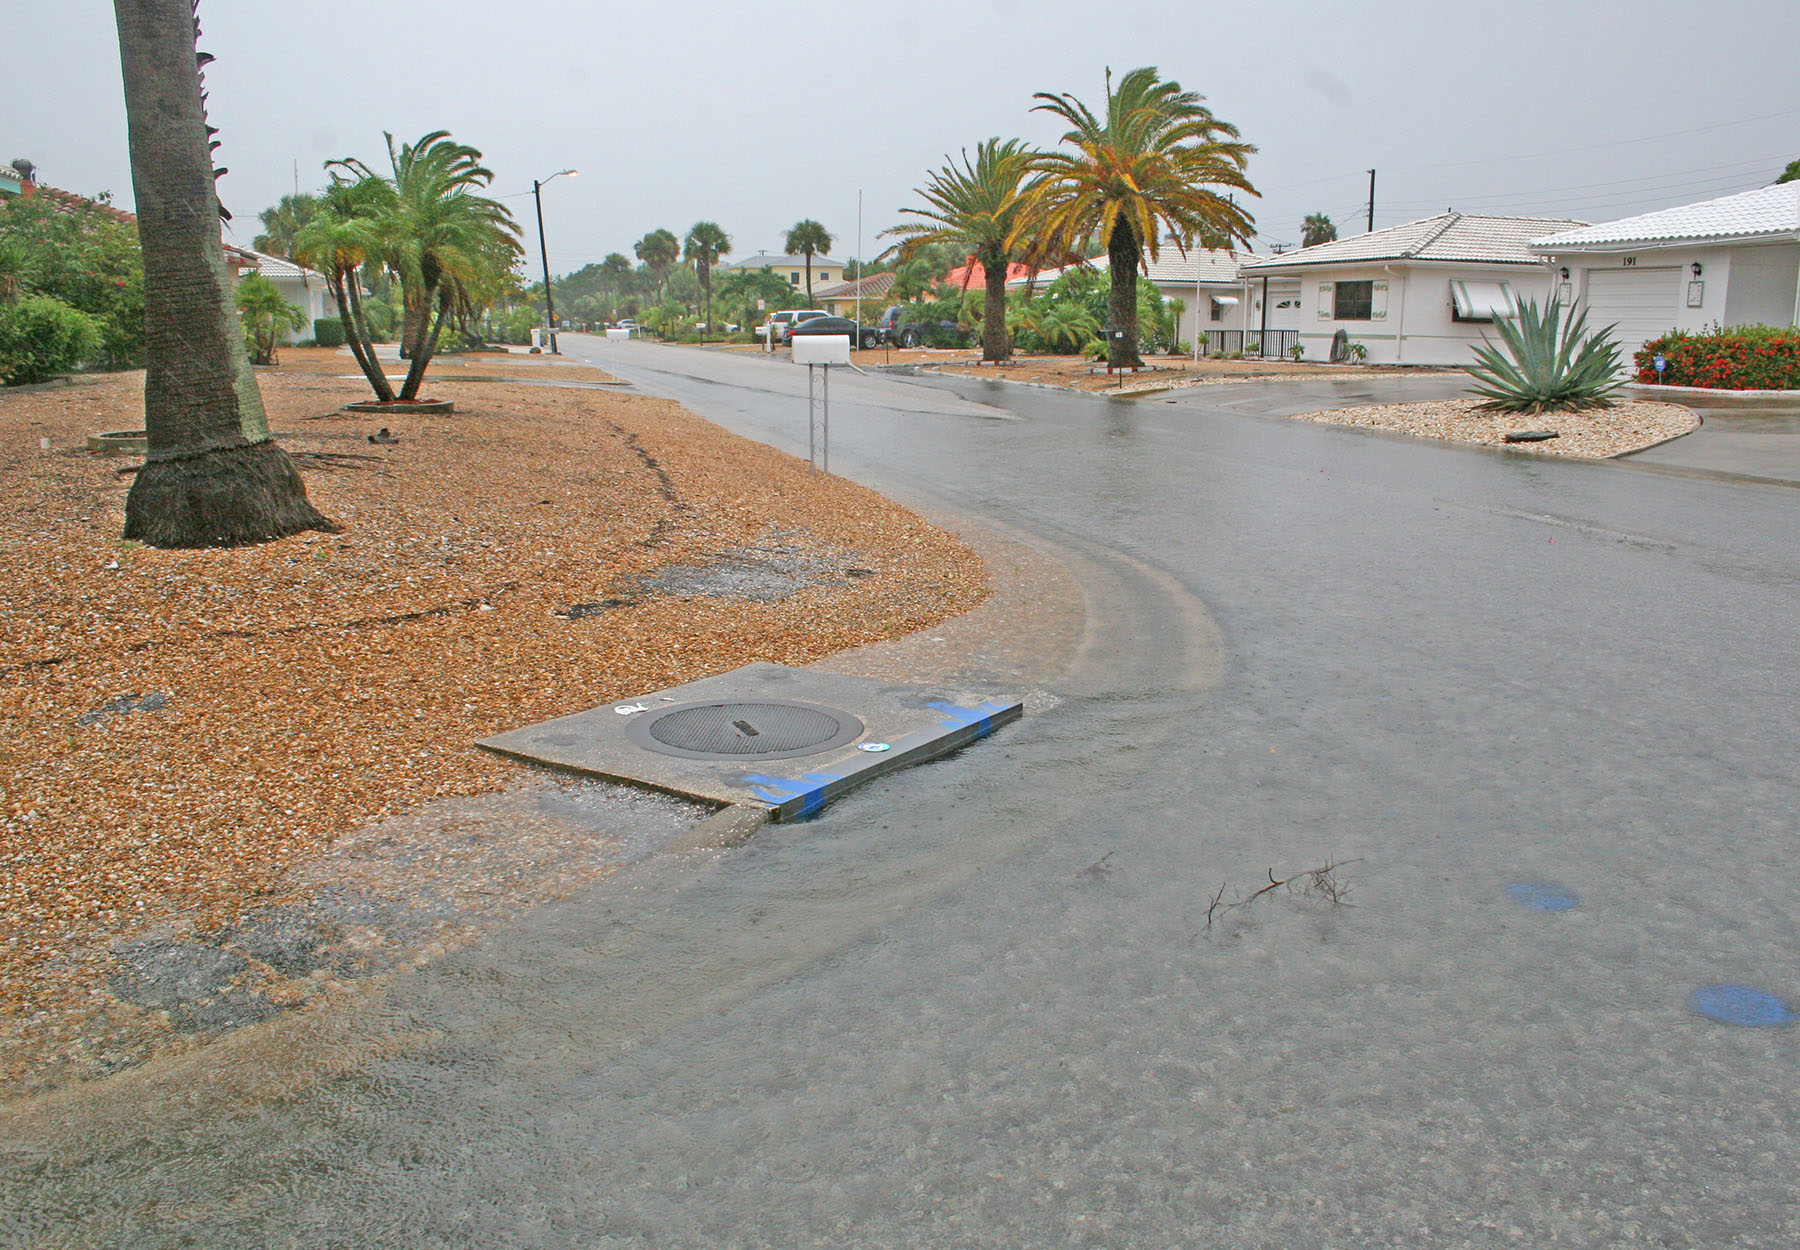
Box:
[6,340,1798,1247]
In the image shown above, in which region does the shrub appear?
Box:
[1465,297,1621,413]
[313,317,346,348]
[1635,325,1800,390]
[0,295,102,384]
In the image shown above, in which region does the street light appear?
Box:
[533,168,577,354]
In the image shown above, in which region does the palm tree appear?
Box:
[1025,66,1257,368]
[634,229,680,298]
[111,0,328,547]
[885,138,1037,362]
[784,219,833,298]
[293,175,398,400]
[235,272,306,365]
[1301,212,1337,247]
[318,131,521,400]
[888,256,940,303]
[252,192,317,257]
[683,221,731,330]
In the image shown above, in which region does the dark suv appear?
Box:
[877,305,966,349]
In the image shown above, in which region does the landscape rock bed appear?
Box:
[1287,397,1698,457]
[0,369,985,1090]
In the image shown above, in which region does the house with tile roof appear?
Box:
[1240,213,1586,365]
[716,251,848,295]
[1530,184,1800,365]
[815,271,895,319]
[224,243,336,344]
[1008,247,1275,352]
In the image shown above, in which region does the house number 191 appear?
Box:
[1622,256,1636,267]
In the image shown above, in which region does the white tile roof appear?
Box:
[1529,183,1800,251]
[1007,246,1260,289]
[225,244,322,281]
[1241,213,1586,270]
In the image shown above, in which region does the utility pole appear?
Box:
[1367,169,1376,234]
[532,168,578,354]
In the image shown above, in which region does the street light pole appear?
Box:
[532,168,577,354]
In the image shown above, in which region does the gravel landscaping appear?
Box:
[0,366,985,1089]
[1288,397,1699,457]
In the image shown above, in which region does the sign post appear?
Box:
[791,334,852,472]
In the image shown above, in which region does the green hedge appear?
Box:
[313,317,347,348]
[1636,325,1800,390]
[0,295,101,385]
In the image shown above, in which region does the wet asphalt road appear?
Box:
[6,340,1798,1247]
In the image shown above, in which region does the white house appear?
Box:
[1530,183,1800,366]
[1006,246,1294,352]
[225,244,336,343]
[1239,214,1586,365]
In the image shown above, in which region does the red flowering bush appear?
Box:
[1636,325,1800,390]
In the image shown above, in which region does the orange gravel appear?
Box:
[0,369,986,1067]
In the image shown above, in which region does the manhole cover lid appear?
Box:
[626,700,864,761]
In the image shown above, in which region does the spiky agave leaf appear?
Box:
[1465,296,1624,413]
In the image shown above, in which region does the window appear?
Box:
[1333,280,1373,320]
[789,272,800,285]
[1210,299,1225,322]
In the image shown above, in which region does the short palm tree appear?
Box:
[784,220,834,298]
[1024,67,1257,368]
[1301,212,1337,247]
[1019,299,1100,354]
[111,0,328,547]
[293,176,397,399]
[885,138,1038,362]
[683,221,731,330]
[235,272,306,365]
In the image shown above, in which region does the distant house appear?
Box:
[815,271,895,318]
[1240,213,1586,365]
[1006,246,1271,350]
[943,258,1036,292]
[716,251,848,293]
[224,244,336,344]
[1530,184,1800,366]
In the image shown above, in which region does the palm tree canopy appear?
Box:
[635,228,680,273]
[253,192,317,257]
[885,137,1038,262]
[1301,212,1338,247]
[380,130,522,316]
[683,221,731,271]
[1024,66,1257,264]
[784,219,833,259]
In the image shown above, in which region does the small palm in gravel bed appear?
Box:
[1465,296,1624,414]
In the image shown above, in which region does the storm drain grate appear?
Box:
[627,700,864,762]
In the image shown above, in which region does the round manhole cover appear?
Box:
[626,700,864,762]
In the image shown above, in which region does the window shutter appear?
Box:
[1371,281,1389,321]
[1318,283,1333,320]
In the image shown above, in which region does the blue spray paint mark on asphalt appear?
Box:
[1507,881,1581,912]
[1688,984,1796,1028]
[739,771,843,818]
[928,700,1006,738]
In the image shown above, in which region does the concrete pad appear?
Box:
[477,662,1022,820]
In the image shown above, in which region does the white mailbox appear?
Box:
[791,334,852,366]
[605,328,629,341]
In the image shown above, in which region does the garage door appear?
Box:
[1583,267,1680,367]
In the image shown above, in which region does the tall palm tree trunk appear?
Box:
[114,0,329,547]
[1106,221,1143,369]
[980,247,1011,363]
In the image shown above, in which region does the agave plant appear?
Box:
[1465,296,1624,413]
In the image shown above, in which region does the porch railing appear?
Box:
[1203,329,1299,360]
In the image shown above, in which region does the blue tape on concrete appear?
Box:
[1688,984,1796,1028]
[1507,881,1581,912]
[740,771,842,817]
[928,700,1007,738]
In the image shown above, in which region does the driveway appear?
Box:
[7,340,1797,1248]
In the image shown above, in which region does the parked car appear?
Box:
[786,315,882,350]
[756,309,830,344]
[876,304,966,349]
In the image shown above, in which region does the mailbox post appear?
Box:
[791,334,852,472]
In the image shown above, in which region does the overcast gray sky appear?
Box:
[8,0,1798,275]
